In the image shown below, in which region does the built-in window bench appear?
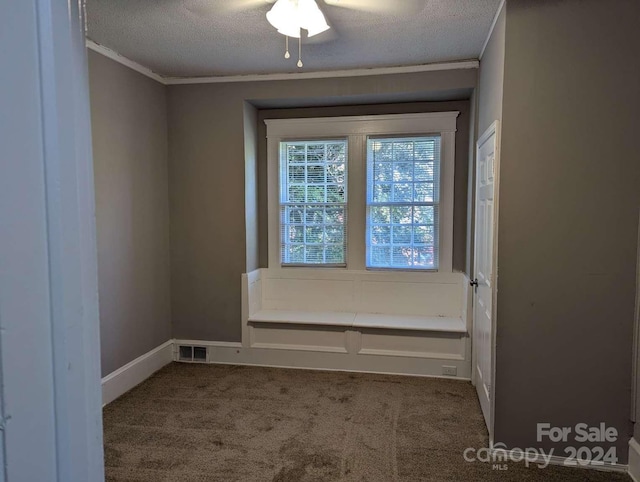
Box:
[241,268,473,378]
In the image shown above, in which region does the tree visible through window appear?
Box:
[268,112,457,272]
[279,140,347,266]
[366,136,441,269]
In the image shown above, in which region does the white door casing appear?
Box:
[472,121,500,440]
[0,0,104,480]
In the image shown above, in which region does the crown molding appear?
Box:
[163,60,479,85]
[86,39,166,85]
[479,0,506,61]
[86,38,478,86]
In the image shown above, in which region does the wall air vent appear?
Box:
[193,346,207,361]
[178,345,192,361]
[178,345,208,362]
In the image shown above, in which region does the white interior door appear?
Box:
[473,121,500,437]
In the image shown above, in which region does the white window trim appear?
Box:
[266,112,459,273]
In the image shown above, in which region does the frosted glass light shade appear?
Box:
[266,0,299,36]
[266,0,330,39]
[299,0,330,37]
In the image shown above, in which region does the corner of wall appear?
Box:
[244,101,260,273]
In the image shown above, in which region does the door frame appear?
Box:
[0,0,104,480]
[472,120,501,445]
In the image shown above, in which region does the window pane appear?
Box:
[307,165,325,184]
[325,225,344,244]
[280,140,347,266]
[366,136,440,270]
[371,206,390,224]
[391,206,412,224]
[326,185,345,202]
[287,225,304,243]
[413,205,435,225]
[325,207,345,224]
[414,225,435,245]
[414,182,434,203]
[414,162,434,182]
[393,162,413,181]
[414,246,435,268]
[373,183,392,202]
[373,162,392,182]
[392,246,412,267]
[371,246,391,266]
[371,225,391,245]
[393,225,412,244]
[288,245,305,264]
[306,185,325,202]
[289,165,305,183]
[392,183,413,202]
[288,185,305,203]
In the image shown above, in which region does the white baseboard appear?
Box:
[173,339,470,380]
[490,447,628,474]
[101,334,467,407]
[176,339,243,349]
[629,438,640,481]
[101,339,174,406]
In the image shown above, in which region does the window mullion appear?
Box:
[346,134,365,270]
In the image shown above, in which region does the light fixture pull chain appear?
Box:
[297,35,303,68]
[284,36,290,59]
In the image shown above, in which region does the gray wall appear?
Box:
[167,69,477,341]
[244,102,259,272]
[89,51,172,376]
[493,0,640,461]
[477,4,505,136]
[469,2,505,278]
[256,101,471,272]
[636,221,640,440]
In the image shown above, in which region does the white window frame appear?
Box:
[266,112,459,273]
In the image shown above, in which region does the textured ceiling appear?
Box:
[86,0,501,78]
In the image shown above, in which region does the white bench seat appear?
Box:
[354,313,465,333]
[249,309,466,334]
[249,310,355,327]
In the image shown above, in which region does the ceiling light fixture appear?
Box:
[266,0,330,68]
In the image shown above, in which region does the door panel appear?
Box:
[473,121,500,436]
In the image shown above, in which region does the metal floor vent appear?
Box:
[178,345,208,362]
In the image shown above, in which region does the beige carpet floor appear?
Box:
[103,363,629,481]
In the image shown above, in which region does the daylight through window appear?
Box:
[279,140,347,266]
[366,136,441,269]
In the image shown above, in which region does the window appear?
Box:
[366,136,441,270]
[279,140,347,266]
[266,112,457,272]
